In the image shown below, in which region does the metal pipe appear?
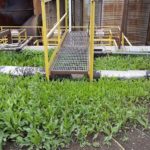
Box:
[0,37,33,51]
[41,0,50,80]
[56,0,61,44]
[94,70,150,79]
[69,0,72,32]
[47,13,67,38]
[0,66,149,80]
[0,66,45,76]
[94,51,150,56]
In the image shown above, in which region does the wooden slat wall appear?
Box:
[126,0,150,45]
[101,0,124,27]
[45,0,65,30]
[97,0,150,45]
[147,18,150,45]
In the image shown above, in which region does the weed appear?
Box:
[0,75,149,149]
[94,55,150,70]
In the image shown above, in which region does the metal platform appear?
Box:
[51,31,89,75]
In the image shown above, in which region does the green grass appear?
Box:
[0,50,52,67]
[94,56,150,70]
[0,51,150,71]
[0,75,150,149]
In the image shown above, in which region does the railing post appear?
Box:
[69,0,72,32]
[89,0,95,81]
[65,0,68,31]
[41,0,50,80]
[57,0,61,44]
[122,33,125,46]
[109,30,113,46]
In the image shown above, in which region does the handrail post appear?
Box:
[122,33,125,46]
[65,0,68,31]
[57,0,61,45]
[89,0,95,81]
[69,0,72,32]
[41,0,49,80]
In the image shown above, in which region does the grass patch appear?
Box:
[0,50,52,67]
[1,51,149,71]
[94,55,150,70]
[0,75,150,149]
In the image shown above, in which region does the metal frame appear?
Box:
[89,0,95,81]
[0,0,135,81]
[41,0,132,81]
[41,0,68,80]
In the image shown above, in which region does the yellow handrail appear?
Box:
[122,33,132,46]
[56,0,61,45]
[89,0,95,81]
[41,0,49,80]
[41,0,68,80]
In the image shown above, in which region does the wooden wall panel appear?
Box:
[101,0,124,26]
[126,0,150,45]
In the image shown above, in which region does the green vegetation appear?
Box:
[94,55,150,70]
[0,51,150,149]
[0,50,52,67]
[0,75,150,149]
[0,51,150,71]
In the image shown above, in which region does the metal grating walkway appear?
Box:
[51,31,89,75]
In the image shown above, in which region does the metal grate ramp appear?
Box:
[51,31,89,75]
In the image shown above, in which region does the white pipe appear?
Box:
[69,0,72,32]
[95,70,149,79]
[0,66,149,79]
[0,66,45,76]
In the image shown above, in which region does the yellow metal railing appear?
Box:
[0,26,41,45]
[89,0,95,81]
[0,37,8,44]
[121,33,132,46]
[17,29,27,43]
[41,0,68,80]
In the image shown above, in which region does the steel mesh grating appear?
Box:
[51,31,89,73]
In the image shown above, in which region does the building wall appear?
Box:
[125,0,150,45]
[45,0,65,30]
[102,0,124,27]
[71,0,150,45]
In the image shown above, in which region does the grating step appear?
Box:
[51,31,89,75]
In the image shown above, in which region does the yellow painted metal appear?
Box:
[0,27,3,31]
[89,0,95,81]
[18,29,26,42]
[0,37,7,44]
[41,0,50,80]
[41,0,68,80]
[122,33,125,46]
[122,33,132,46]
[109,30,113,45]
[48,38,59,46]
[33,40,39,46]
[65,0,68,31]
[56,0,61,44]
